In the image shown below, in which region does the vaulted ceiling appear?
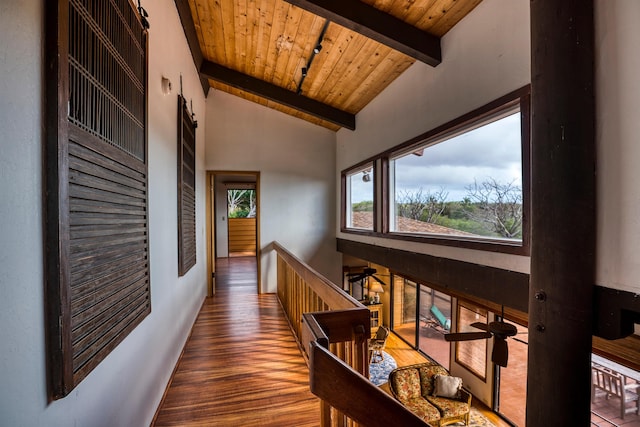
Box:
[176,0,482,131]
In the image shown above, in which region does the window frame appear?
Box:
[454,301,489,381]
[340,86,530,255]
[341,160,378,234]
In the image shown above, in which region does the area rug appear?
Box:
[369,351,397,386]
[445,408,496,427]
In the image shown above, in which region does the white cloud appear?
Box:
[348,112,523,203]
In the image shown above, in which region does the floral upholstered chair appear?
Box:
[389,362,472,426]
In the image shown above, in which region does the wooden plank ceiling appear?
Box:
[183,0,482,131]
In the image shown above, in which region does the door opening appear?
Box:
[226,187,257,257]
[208,171,260,294]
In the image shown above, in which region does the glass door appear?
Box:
[392,276,417,347]
[494,320,528,426]
[418,287,451,369]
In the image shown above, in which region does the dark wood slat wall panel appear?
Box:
[46,0,149,398]
[177,95,197,276]
[67,132,151,383]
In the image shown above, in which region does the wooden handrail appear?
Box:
[274,242,428,426]
[274,241,361,309]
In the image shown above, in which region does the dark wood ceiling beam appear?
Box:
[174,0,210,95]
[200,60,356,130]
[283,0,441,66]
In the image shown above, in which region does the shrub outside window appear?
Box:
[389,106,523,244]
[344,164,374,231]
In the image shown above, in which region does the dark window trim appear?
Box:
[341,85,531,256]
[454,301,489,381]
[340,159,378,234]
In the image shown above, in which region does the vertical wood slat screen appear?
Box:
[45,0,149,399]
[177,95,197,276]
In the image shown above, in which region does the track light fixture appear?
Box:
[296,19,330,96]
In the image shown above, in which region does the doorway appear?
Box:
[207,171,260,296]
[226,187,257,257]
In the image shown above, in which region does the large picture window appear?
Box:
[389,107,523,243]
[340,86,529,254]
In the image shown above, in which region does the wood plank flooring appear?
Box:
[153,257,517,426]
[152,257,319,426]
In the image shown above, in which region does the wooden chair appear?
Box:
[369,325,390,363]
[591,364,640,419]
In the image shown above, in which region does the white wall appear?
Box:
[205,90,342,290]
[595,0,640,295]
[0,1,207,425]
[336,0,531,275]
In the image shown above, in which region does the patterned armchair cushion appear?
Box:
[391,367,422,401]
[403,398,442,423]
[419,364,449,397]
[426,396,470,418]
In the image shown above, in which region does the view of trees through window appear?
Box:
[227,189,256,218]
[389,111,523,241]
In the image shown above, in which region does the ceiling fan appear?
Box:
[346,267,386,286]
[444,306,518,368]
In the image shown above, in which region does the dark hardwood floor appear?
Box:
[152,257,320,426]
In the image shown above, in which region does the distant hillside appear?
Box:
[352,211,476,236]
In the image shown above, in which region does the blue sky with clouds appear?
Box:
[350,112,522,203]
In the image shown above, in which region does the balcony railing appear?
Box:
[274,242,426,427]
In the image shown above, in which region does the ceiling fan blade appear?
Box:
[348,275,365,283]
[371,275,387,286]
[492,338,509,367]
[470,322,489,331]
[445,331,492,342]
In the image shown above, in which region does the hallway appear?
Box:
[153,257,319,426]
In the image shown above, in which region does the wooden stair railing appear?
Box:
[303,312,427,427]
[274,242,427,427]
[274,241,363,364]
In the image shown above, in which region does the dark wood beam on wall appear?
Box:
[336,239,530,313]
[527,1,596,426]
[283,0,441,67]
[174,0,210,95]
[593,286,640,340]
[200,60,356,130]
